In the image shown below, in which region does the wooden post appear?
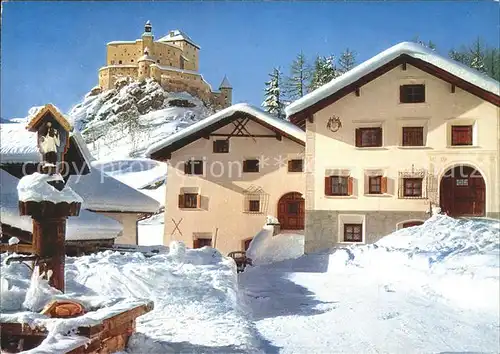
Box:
[32,217,66,291]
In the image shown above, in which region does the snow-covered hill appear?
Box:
[69,79,214,160]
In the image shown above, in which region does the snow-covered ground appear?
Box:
[1,215,498,353]
[240,215,500,353]
[1,244,266,353]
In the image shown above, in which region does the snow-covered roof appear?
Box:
[158,30,200,49]
[107,41,137,45]
[0,170,122,240]
[146,103,305,158]
[0,121,159,214]
[286,41,500,118]
[66,166,160,213]
[219,75,232,89]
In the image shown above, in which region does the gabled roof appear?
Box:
[146,103,305,160]
[26,103,73,132]
[286,42,500,124]
[0,169,123,240]
[219,75,232,89]
[158,29,200,49]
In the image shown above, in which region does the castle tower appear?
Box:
[219,75,233,108]
[142,20,154,55]
[138,47,155,81]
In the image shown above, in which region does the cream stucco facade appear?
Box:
[96,212,140,245]
[162,119,305,255]
[98,22,232,109]
[302,63,500,253]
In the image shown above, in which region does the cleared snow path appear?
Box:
[239,217,500,353]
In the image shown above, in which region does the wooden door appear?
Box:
[277,192,305,230]
[440,166,485,217]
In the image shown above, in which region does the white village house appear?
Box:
[0,105,160,246]
[286,41,500,253]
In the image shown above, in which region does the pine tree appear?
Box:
[262,67,285,119]
[309,55,338,91]
[284,51,312,101]
[468,38,487,73]
[338,48,356,74]
[412,36,437,50]
[484,48,500,81]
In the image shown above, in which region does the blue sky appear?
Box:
[1,1,499,120]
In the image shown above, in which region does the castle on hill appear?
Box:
[98,21,232,109]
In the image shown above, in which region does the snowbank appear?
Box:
[17,173,83,204]
[0,241,265,353]
[247,219,304,265]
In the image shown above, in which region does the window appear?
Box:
[402,127,424,146]
[344,224,363,242]
[451,125,473,146]
[243,159,259,173]
[325,176,353,196]
[403,178,423,197]
[193,238,211,248]
[213,140,229,153]
[288,159,303,172]
[131,59,134,63]
[288,202,299,215]
[368,175,387,194]
[184,160,203,175]
[118,60,123,64]
[355,128,382,147]
[249,200,260,212]
[178,193,200,209]
[110,60,115,65]
[400,84,425,103]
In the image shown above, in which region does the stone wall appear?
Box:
[304,210,429,253]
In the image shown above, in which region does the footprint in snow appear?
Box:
[378,311,400,320]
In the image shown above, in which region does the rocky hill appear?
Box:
[69,78,214,160]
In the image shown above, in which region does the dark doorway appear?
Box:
[440,165,486,217]
[277,192,305,230]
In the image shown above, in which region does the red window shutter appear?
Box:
[288,160,293,172]
[355,129,362,147]
[381,176,388,194]
[347,177,354,195]
[196,194,201,208]
[178,194,184,208]
[324,176,332,196]
[193,239,200,249]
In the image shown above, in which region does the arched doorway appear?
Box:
[439,165,486,217]
[277,192,305,230]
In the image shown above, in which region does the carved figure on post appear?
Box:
[38,121,61,165]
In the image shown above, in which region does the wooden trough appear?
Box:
[0,301,153,354]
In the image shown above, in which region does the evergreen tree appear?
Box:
[262,67,285,119]
[484,48,500,82]
[284,51,312,101]
[309,55,338,91]
[468,38,487,73]
[338,48,357,74]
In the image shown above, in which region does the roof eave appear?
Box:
[289,54,500,126]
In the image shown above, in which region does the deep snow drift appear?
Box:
[0,244,265,353]
[240,215,500,353]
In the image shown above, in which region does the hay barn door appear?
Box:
[277,192,305,230]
